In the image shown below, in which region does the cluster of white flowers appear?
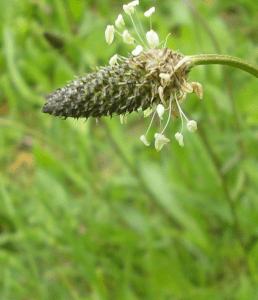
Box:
[140,97,198,151]
[105,1,199,151]
[105,0,159,53]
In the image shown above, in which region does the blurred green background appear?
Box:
[1,0,258,299]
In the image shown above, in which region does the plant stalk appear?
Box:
[176,54,258,79]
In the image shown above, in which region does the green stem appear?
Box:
[179,54,258,79]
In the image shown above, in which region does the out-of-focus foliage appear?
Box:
[1,0,258,299]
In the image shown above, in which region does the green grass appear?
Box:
[1,0,258,299]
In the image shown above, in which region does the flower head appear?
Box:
[154,133,170,151]
[105,25,115,45]
[43,1,203,151]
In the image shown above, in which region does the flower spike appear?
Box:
[43,1,206,151]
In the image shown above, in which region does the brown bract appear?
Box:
[128,48,191,102]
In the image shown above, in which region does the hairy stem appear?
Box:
[185,54,258,79]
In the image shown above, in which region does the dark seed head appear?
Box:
[42,48,189,119]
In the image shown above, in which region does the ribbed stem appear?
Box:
[186,54,258,79]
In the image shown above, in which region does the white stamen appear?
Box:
[187,120,198,132]
[175,93,189,124]
[120,114,127,124]
[161,95,173,134]
[154,133,170,151]
[122,30,135,44]
[144,7,155,17]
[157,104,165,120]
[132,45,143,56]
[146,30,159,47]
[140,135,150,146]
[144,110,156,136]
[163,33,171,48]
[115,14,125,28]
[175,132,184,146]
[123,4,134,15]
[178,93,187,103]
[128,10,145,45]
[109,54,118,65]
[158,86,165,103]
[128,0,139,6]
[143,107,154,117]
[105,25,115,45]
[159,73,170,81]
